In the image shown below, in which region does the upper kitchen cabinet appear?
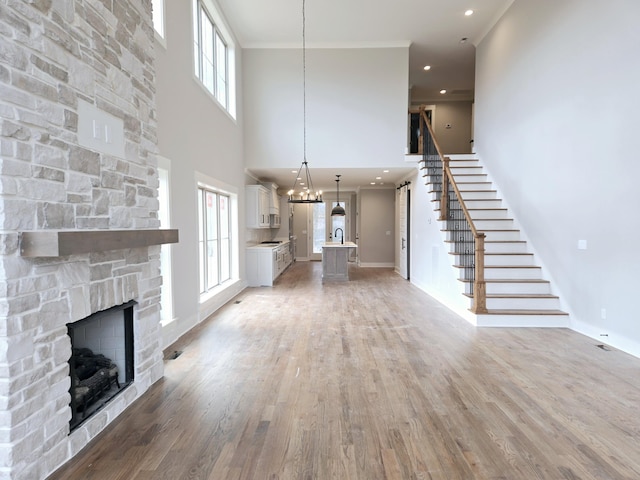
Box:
[262,182,281,228]
[246,185,271,229]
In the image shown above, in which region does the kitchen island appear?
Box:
[322,242,358,282]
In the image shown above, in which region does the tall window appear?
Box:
[193,0,229,110]
[198,187,232,294]
[151,0,165,38]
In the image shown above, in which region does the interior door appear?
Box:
[310,200,349,261]
[398,186,410,279]
[310,202,326,261]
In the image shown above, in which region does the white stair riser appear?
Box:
[464,200,504,209]
[484,255,535,266]
[483,230,521,241]
[483,267,542,279]
[449,167,484,175]
[476,314,569,328]
[468,209,510,220]
[448,241,529,254]
[459,191,498,200]
[463,282,552,295]
[455,182,493,191]
[445,230,521,242]
[473,219,514,230]
[484,242,529,253]
[486,282,551,295]
[449,162,479,168]
[486,296,561,310]
[451,254,535,267]
[452,174,488,183]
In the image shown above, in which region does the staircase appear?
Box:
[422,153,569,327]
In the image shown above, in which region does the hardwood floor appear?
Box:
[49,262,640,479]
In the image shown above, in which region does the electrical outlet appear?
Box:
[601,308,607,320]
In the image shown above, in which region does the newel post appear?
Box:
[472,232,488,314]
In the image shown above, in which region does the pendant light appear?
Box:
[287,0,322,204]
[331,175,346,216]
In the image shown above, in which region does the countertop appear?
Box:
[322,242,357,248]
[247,239,290,250]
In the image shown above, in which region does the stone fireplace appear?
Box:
[0,1,176,479]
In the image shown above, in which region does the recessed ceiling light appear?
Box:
[383,170,389,173]
[465,9,474,16]
[376,177,382,180]
[440,89,447,94]
[423,65,431,71]
[370,182,376,185]
[291,170,297,173]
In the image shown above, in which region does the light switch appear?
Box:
[578,239,587,250]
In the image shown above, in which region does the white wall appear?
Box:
[475,0,640,355]
[155,0,246,347]
[407,170,472,320]
[243,47,409,170]
[358,189,396,266]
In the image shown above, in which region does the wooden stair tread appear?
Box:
[484,265,540,269]
[445,239,527,244]
[441,229,521,233]
[448,252,533,256]
[463,293,559,299]
[459,278,550,284]
[478,309,568,316]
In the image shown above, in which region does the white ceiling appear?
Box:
[247,167,415,193]
[217,0,513,190]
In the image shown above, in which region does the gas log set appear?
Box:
[69,348,120,427]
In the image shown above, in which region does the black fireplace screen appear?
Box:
[67,300,135,432]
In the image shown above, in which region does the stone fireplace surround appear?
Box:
[0,1,172,479]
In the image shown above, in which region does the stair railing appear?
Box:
[419,108,487,314]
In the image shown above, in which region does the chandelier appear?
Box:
[287,0,323,204]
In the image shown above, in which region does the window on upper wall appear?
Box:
[198,186,232,295]
[151,0,165,39]
[193,0,234,115]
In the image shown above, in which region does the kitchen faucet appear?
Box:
[334,227,344,245]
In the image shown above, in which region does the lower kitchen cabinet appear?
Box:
[246,242,292,287]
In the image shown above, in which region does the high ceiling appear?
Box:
[215,0,513,189]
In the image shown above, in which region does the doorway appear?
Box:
[310,200,350,261]
[408,106,434,154]
[398,185,410,280]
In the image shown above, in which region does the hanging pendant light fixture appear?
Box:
[331,175,346,216]
[288,0,323,204]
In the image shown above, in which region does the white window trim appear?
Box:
[158,157,175,326]
[192,0,237,119]
[195,172,239,303]
[152,0,167,47]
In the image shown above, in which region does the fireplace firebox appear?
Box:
[67,300,136,431]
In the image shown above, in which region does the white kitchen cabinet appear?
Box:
[246,241,292,287]
[262,183,281,228]
[262,183,280,215]
[246,185,270,229]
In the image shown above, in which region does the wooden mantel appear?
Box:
[19,229,179,258]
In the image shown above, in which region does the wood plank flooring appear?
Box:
[49,262,640,479]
